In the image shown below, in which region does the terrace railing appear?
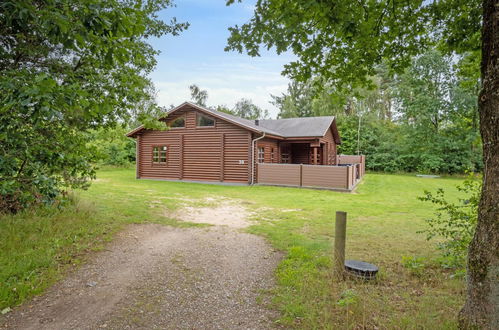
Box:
[257,155,365,191]
[338,155,366,177]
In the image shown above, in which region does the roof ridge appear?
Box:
[180,102,283,136]
[259,115,335,121]
[127,101,337,140]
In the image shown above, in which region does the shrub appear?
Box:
[336,289,358,307]
[401,255,426,277]
[88,126,136,167]
[418,174,481,270]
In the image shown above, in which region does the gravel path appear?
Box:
[1,223,283,329]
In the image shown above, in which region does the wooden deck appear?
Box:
[256,155,365,191]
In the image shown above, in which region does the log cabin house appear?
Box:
[127,102,365,191]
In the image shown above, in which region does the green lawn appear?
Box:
[0,168,466,328]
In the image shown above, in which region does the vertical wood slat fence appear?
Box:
[338,155,366,177]
[257,155,365,191]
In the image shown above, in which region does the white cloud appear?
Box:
[151,57,292,118]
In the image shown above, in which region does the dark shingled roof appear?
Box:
[257,117,335,138]
[195,103,336,138]
[205,107,283,136]
[127,102,339,141]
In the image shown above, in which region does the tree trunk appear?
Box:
[459,0,499,328]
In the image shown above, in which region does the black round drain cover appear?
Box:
[344,260,378,279]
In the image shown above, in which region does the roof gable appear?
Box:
[167,103,283,136]
[127,101,340,143]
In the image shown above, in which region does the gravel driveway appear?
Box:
[1,217,282,329]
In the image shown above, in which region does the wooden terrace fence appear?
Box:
[257,155,365,191]
[338,155,366,177]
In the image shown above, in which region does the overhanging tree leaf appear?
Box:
[225,0,498,327]
[0,0,188,212]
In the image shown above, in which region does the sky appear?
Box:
[149,0,294,118]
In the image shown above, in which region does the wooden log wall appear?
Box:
[253,137,279,181]
[320,128,337,165]
[256,138,279,163]
[137,105,251,183]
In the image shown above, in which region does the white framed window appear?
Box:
[153,146,168,164]
[258,147,265,163]
[271,148,275,163]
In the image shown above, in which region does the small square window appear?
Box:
[197,114,215,127]
[153,146,168,164]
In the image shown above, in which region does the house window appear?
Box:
[258,147,265,163]
[281,153,290,164]
[170,117,185,128]
[271,148,275,163]
[197,114,215,127]
[153,146,167,164]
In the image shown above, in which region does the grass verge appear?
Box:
[1,167,465,328]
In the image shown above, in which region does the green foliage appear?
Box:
[226,0,480,88]
[231,98,269,119]
[0,0,187,212]
[401,256,427,277]
[271,80,319,118]
[187,85,269,119]
[270,50,481,174]
[224,0,483,171]
[129,85,171,130]
[189,84,208,106]
[394,49,454,132]
[88,126,136,166]
[432,0,482,54]
[226,0,434,89]
[336,289,358,307]
[214,104,233,114]
[418,175,481,269]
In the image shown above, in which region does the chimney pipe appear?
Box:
[255,119,259,126]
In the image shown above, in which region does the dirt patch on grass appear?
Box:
[170,197,255,228]
[1,224,282,330]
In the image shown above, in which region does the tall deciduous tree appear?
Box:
[189,84,208,106]
[394,50,454,133]
[271,50,481,174]
[0,0,188,212]
[271,80,316,118]
[232,98,269,119]
[225,0,497,327]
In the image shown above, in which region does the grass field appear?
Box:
[0,168,466,328]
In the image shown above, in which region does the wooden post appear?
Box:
[334,211,347,277]
[345,166,350,189]
[277,143,281,163]
[299,164,303,187]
